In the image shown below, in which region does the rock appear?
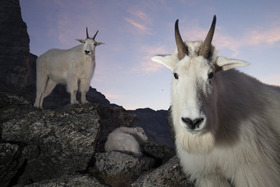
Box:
[91,151,156,187]
[0,143,25,187]
[24,174,108,187]
[41,86,111,110]
[1,104,101,185]
[0,0,36,91]
[143,142,175,164]
[0,91,35,124]
[130,108,173,147]
[132,156,194,187]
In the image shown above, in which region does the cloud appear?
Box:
[125,9,152,35]
[181,25,280,57]
[247,28,280,46]
[134,45,170,73]
[125,18,150,34]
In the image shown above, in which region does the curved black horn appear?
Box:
[92,30,99,40]
[199,15,216,58]
[86,27,89,38]
[175,19,188,60]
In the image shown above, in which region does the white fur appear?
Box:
[105,127,148,157]
[152,30,280,186]
[34,29,104,108]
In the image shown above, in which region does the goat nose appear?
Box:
[181,117,204,130]
[85,50,90,54]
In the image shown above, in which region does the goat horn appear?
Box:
[86,27,89,38]
[175,19,188,60]
[199,15,216,58]
[92,30,99,40]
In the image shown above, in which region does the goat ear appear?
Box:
[151,54,178,71]
[95,42,105,46]
[216,56,250,72]
[76,39,85,43]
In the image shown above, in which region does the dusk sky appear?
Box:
[20,0,280,110]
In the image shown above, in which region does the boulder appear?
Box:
[24,174,108,187]
[91,151,156,187]
[132,156,193,187]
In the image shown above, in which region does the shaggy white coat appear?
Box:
[152,39,280,187]
[105,127,148,157]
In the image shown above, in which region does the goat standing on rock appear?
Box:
[152,15,280,187]
[34,28,104,109]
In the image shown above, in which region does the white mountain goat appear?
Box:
[105,127,148,157]
[34,28,104,108]
[152,15,280,187]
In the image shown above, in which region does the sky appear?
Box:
[20,0,280,110]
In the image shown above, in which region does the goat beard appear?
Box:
[177,130,215,154]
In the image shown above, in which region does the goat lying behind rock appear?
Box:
[105,127,148,157]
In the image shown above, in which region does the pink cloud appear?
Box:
[125,18,150,34]
[125,9,152,35]
[135,45,170,73]
[181,25,280,57]
[247,28,280,46]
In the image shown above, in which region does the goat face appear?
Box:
[76,28,104,56]
[152,16,249,135]
[171,53,217,134]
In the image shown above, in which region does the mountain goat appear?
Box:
[105,127,148,157]
[34,28,104,108]
[152,15,280,187]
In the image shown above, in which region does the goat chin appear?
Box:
[177,130,215,154]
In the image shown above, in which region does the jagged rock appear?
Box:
[0,143,25,187]
[0,91,35,123]
[143,142,175,164]
[132,156,193,187]
[130,108,173,147]
[0,0,36,91]
[41,86,111,110]
[24,174,108,187]
[91,151,156,187]
[1,104,101,185]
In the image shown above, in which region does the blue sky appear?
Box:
[20,0,280,110]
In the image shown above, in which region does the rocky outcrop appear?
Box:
[130,108,173,147]
[0,92,190,187]
[132,156,193,187]
[0,0,36,91]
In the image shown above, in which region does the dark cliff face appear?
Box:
[0,0,36,91]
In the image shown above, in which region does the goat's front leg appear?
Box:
[67,76,79,105]
[196,175,231,187]
[79,78,90,104]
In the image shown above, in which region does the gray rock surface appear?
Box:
[1,104,100,184]
[24,174,108,187]
[132,156,193,187]
[0,143,25,187]
[0,0,36,91]
[91,151,156,187]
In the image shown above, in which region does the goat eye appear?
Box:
[208,72,214,79]
[173,73,179,80]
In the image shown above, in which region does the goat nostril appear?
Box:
[85,50,90,54]
[193,118,204,126]
[181,117,204,130]
[181,117,192,125]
